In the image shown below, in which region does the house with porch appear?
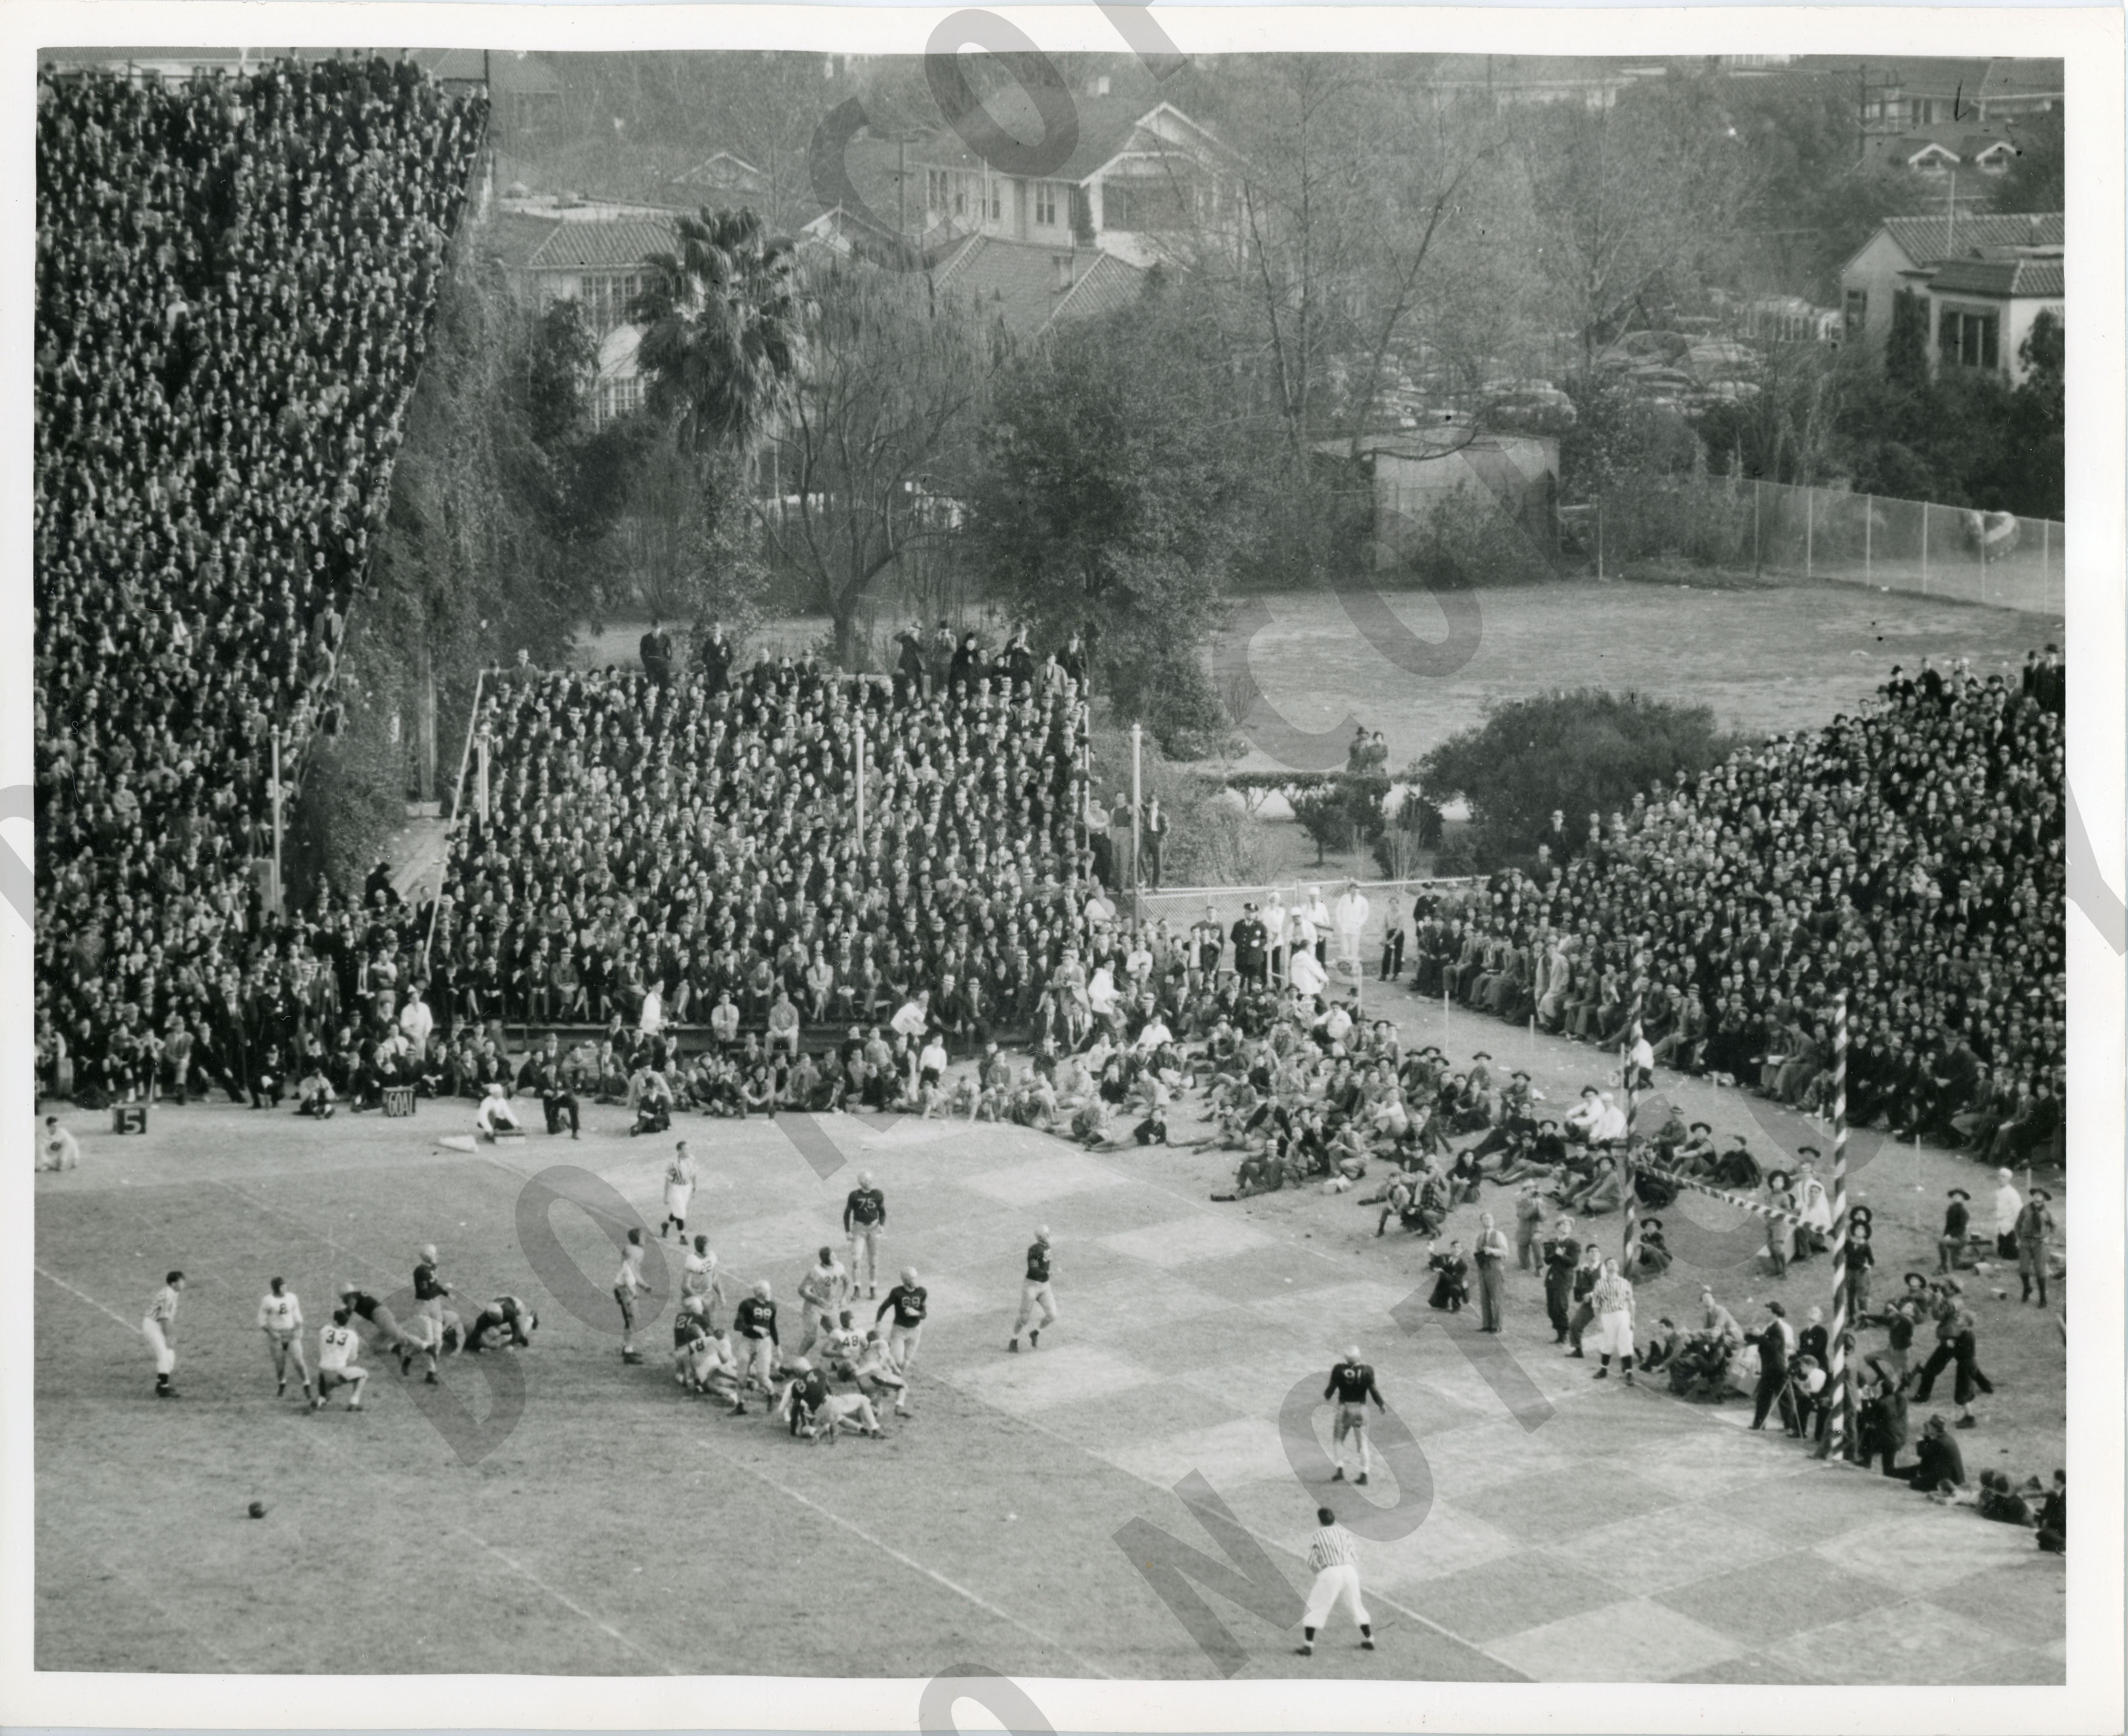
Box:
[913,92,1240,268]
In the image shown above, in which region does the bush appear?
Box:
[1291,770,1388,864]
[1395,486,1556,588]
[1416,688,1749,871]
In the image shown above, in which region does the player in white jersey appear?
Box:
[682,1234,727,1329]
[660,1141,698,1240]
[144,1271,185,1397]
[797,1245,852,1356]
[312,1308,369,1411]
[615,1227,649,1364]
[818,1310,868,1379]
[257,1277,313,1402]
[853,1327,911,1418]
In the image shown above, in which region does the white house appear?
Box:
[515,213,681,424]
[1838,211,2062,351]
[1921,249,2064,383]
[914,94,1240,268]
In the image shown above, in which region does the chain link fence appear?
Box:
[1126,877,1482,986]
[1590,476,2064,617]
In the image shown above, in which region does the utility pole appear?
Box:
[898,136,907,239]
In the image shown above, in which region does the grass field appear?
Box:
[1216,579,2059,776]
[35,994,2065,1683]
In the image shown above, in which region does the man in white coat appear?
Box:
[1333,881,1370,992]
[1264,888,1290,985]
[1301,886,1333,966]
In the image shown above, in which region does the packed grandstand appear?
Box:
[31,60,2065,1192]
[34,57,485,1098]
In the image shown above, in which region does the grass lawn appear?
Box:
[35,988,2064,1681]
[1216,579,2059,776]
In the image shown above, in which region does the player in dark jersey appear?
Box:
[782,1359,831,1438]
[844,1172,887,1298]
[465,1295,537,1352]
[1324,1346,1386,1485]
[876,1267,928,1371]
[411,1245,452,1383]
[1008,1227,1056,1353]
[337,1283,419,1375]
[732,1281,780,1412]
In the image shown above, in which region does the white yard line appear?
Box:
[35,1264,140,1332]
[36,1256,669,1674]
[443,1526,672,1673]
[688,1436,1114,1679]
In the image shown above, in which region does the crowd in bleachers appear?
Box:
[33,58,486,1102]
[1405,648,2066,1164]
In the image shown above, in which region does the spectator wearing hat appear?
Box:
[2015,1187,2056,1305]
[1761,1169,1795,1277]
[1847,1214,1877,1318]
[1856,1367,1910,1476]
[1230,903,1268,991]
[1712,1133,1761,1189]
[1912,1283,1992,1427]
[1747,1300,1798,1433]
[1897,1413,1967,1494]
[1938,1188,1972,1273]
[1632,1215,1670,1278]
[1539,1217,1580,1343]
[1512,1178,1547,1270]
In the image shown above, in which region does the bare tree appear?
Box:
[757,258,992,665]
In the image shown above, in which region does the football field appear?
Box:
[33,1007,2066,1682]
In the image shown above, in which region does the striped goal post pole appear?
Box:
[1824,988,1852,1462]
[1620,994,1642,1272]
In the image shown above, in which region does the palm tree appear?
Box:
[632,207,806,457]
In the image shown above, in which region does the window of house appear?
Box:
[582,271,644,336]
[1939,306,1999,371]
[987,182,1002,221]
[1844,288,1868,334]
[952,175,966,217]
[1034,183,1058,226]
[594,376,644,426]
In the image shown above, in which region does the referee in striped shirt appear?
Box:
[1296,1508,1373,1655]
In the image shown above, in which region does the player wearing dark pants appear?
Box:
[412,1245,452,1383]
[465,1296,537,1351]
[338,1283,419,1375]
[1325,1348,1385,1485]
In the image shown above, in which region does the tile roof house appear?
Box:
[1838,211,2062,357]
[1920,246,2064,382]
[1875,127,2019,177]
[511,213,681,425]
[931,234,1149,341]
